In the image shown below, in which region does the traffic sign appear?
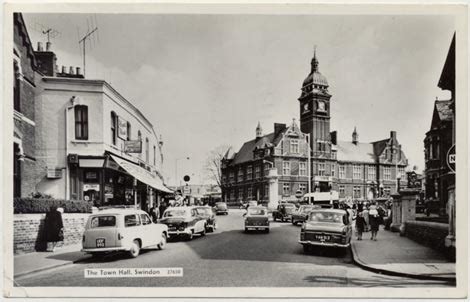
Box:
[183,175,190,182]
[295,190,303,199]
[447,144,455,173]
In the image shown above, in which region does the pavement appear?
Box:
[350,226,456,282]
[14,243,90,278]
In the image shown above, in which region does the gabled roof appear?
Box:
[231,132,276,165]
[435,100,453,122]
[336,140,376,164]
[372,139,389,157]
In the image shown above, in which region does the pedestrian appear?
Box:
[149,206,159,223]
[355,211,365,240]
[43,206,64,252]
[362,202,370,232]
[159,201,166,219]
[368,202,380,241]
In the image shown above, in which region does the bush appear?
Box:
[14,198,93,214]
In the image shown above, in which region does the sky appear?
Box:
[23,13,455,186]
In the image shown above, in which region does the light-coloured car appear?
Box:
[82,208,168,258]
[291,205,318,225]
[299,209,352,253]
[244,206,269,233]
[160,207,207,240]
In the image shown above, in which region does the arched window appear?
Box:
[126,122,131,140]
[75,105,88,140]
[153,145,156,166]
[111,111,117,145]
[145,138,149,163]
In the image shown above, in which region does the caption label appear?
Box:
[84,268,183,278]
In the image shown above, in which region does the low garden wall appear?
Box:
[14,213,90,254]
[404,220,454,260]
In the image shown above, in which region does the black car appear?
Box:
[214,202,228,215]
[194,206,217,232]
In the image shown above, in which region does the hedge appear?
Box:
[14,198,93,214]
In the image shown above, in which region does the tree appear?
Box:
[204,144,231,187]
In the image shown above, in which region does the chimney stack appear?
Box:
[37,42,43,51]
[46,42,51,51]
[390,131,397,141]
[76,67,81,75]
[330,131,337,145]
[62,66,66,74]
[69,66,75,75]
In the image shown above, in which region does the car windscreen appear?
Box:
[308,212,344,224]
[300,207,313,213]
[164,209,188,217]
[90,216,116,228]
[248,209,265,215]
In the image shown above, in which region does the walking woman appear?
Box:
[44,206,64,252]
[368,202,380,241]
[355,211,365,240]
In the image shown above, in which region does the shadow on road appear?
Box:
[303,274,453,287]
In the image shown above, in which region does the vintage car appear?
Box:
[214,202,229,215]
[272,203,296,222]
[81,208,168,258]
[160,207,207,240]
[244,206,270,233]
[291,205,318,225]
[194,206,217,232]
[299,209,352,252]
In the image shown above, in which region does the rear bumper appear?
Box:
[245,226,269,230]
[82,246,129,253]
[215,210,228,214]
[299,240,350,248]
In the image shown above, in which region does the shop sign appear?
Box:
[124,140,142,153]
[447,144,455,173]
[118,116,128,139]
[84,184,100,191]
[85,171,98,180]
[183,185,191,195]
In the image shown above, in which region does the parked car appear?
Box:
[160,207,207,240]
[81,208,168,258]
[299,209,352,253]
[272,203,296,222]
[291,205,318,225]
[214,202,228,215]
[194,206,217,232]
[244,206,270,233]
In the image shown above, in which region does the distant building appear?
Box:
[221,50,408,205]
[30,39,171,211]
[424,33,455,210]
[13,13,39,197]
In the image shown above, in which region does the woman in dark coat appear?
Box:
[355,211,365,240]
[368,202,380,241]
[44,206,64,251]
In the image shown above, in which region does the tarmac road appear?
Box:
[16,209,452,288]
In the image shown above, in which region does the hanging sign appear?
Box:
[117,116,128,139]
[124,140,142,153]
[83,184,100,191]
[447,144,455,173]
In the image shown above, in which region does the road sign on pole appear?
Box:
[447,144,455,173]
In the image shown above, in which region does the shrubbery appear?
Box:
[14,198,93,214]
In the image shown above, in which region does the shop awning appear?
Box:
[109,155,173,193]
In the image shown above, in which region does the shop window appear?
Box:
[75,105,88,140]
[111,111,117,145]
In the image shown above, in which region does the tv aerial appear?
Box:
[77,14,100,77]
[32,22,61,43]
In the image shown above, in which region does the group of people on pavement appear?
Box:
[353,201,387,241]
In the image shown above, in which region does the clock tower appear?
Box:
[298,49,332,155]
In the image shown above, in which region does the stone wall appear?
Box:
[13,213,89,254]
[404,220,454,259]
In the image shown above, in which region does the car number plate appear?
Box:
[96,238,106,248]
[315,234,331,242]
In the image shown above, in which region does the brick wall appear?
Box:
[14,213,89,254]
[404,220,454,259]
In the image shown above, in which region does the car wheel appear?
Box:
[303,245,310,254]
[281,217,285,222]
[128,240,140,258]
[265,228,270,233]
[213,222,217,231]
[201,226,206,236]
[244,227,249,233]
[291,218,295,225]
[186,231,194,241]
[157,233,166,250]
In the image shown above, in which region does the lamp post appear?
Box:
[175,157,190,189]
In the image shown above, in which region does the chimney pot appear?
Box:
[76,67,81,75]
[62,66,66,73]
[46,42,51,51]
[69,66,75,75]
[37,42,43,51]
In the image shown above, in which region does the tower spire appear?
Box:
[352,126,358,144]
[256,121,263,139]
[311,45,319,73]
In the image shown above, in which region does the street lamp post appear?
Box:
[175,157,190,189]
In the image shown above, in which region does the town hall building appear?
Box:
[221,50,408,205]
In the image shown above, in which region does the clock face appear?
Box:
[317,101,326,112]
[303,102,310,114]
